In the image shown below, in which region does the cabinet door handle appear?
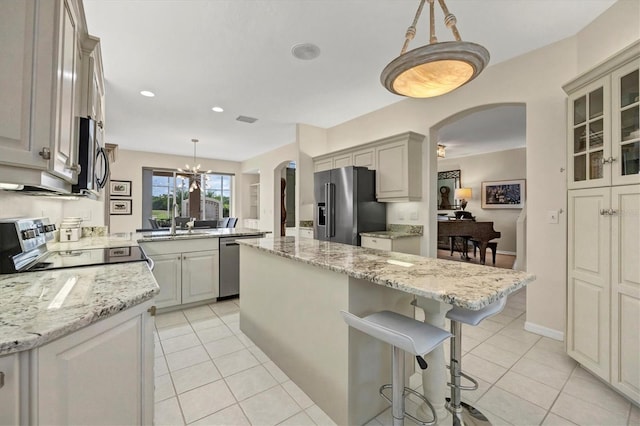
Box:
[147,306,157,316]
[39,147,51,160]
[608,208,617,215]
[600,209,607,215]
[0,371,4,388]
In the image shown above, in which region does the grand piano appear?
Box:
[438,220,501,265]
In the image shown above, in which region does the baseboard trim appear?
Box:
[496,250,516,256]
[524,321,564,341]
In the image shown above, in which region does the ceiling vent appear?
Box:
[236,115,258,124]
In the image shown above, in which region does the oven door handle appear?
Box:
[146,257,155,271]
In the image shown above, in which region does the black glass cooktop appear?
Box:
[28,246,147,271]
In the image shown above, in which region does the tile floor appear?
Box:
[153,291,639,425]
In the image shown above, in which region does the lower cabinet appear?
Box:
[567,185,639,404]
[361,235,421,255]
[141,238,220,309]
[0,300,155,425]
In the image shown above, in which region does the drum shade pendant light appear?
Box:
[177,139,211,192]
[381,0,489,98]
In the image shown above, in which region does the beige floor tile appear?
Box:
[156,311,188,328]
[459,375,492,404]
[542,412,579,425]
[460,353,507,383]
[155,373,176,402]
[248,345,270,363]
[282,380,315,409]
[511,357,571,390]
[495,370,560,410]
[534,336,567,354]
[500,306,525,318]
[210,300,240,315]
[629,404,640,425]
[213,348,260,377]
[219,311,240,324]
[497,325,542,346]
[155,356,169,377]
[158,323,195,341]
[470,342,522,369]
[183,305,216,322]
[203,335,245,359]
[171,360,221,394]
[226,320,241,334]
[240,386,302,426]
[196,324,234,344]
[165,345,211,372]
[476,319,505,333]
[305,404,337,425]
[462,323,496,341]
[569,365,601,383]
[154,396,185,426]
[264,360,290,383]
[190,404,251,426]
[178,380,236,424]
[487,313,517,325]
[474,408,515,426]
[476,386,547,425]
[551,392,627,426]
[563,375,631,415]
[461,334,483,353]
[523,346,577,374]
[161,332,202,355]
[235,331,255,347]
[225,365,278,401]
[485,333,536,356]
[278,410,317,425]
[190,317,225,332]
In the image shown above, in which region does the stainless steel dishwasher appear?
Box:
[219,234,264,298]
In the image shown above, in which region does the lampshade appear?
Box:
[455,187,472,200]
[381,0,489,98]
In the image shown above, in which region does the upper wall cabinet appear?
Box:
[313,131,424,202]
[0,0,87,185]
[564,41,640,189]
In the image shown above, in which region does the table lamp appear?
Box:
[455,187,472,211]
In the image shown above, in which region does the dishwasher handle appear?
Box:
[224,242,240,247]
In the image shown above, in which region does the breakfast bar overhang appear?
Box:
[238,237,535,425]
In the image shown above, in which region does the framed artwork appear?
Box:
[481,179,526,209]
[110,199,132,215]
[110,180,131,197]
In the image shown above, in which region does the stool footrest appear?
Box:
[379,384,437,426]
[447,370,479,391]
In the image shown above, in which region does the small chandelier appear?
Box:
[437,144,446,158]
[381,0,489,98]
[177,139,211,192]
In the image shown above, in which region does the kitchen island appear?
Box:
[238,236,535,425]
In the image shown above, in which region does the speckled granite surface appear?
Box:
[0,262,159,355]
[360,224,424,239]
[136,227,267,242]
[238,236,535,310]
[299,220,313,228]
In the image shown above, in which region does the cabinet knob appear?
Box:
[38,147,51,160]
[147,306,157,316]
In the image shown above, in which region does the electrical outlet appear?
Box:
[547,210,559,224]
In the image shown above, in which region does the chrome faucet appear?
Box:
[170,203,179,235]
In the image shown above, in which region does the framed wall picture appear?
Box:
[437,169,461,210]
[110,180,131,197]
[481,179,526,209]
[110,199,132,215]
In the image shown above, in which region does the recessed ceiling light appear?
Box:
[291,43,321,60]
[140,90,155,97]
[211,106,224,112]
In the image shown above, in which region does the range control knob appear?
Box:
[21,229,37,240]
[44,224,56,232]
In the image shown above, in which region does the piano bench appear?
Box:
[470,239,498,265]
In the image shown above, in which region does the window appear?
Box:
[142,168,233,228]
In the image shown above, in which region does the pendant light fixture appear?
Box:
[177,139,211,192]
[381,0,489,98]
[437,144,446,158]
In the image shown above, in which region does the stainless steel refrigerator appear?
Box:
[314,166,386,246]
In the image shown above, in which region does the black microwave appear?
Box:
[72,117,110,195]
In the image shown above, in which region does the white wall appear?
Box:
[0,191,64,223]
[438,148,526,254]
[108,149,241,233]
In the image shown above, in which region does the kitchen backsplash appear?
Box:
[82,226,108,237]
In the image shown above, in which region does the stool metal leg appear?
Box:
[448,321,491,426]
[392,345,405,426]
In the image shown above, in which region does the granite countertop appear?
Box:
[360,224,423,240]
[0,262,159,355]
[136,227,267,242]
[238,236,535,310]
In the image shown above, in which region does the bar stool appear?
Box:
[340,310,451,426]
[446,297,507,426]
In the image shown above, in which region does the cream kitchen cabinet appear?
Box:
[0,353,21,425]
[0,300,155,425]
[567,185,639,403]
[79,35,105,127]
[312,131,424,202]
[564,41,639,189]
[0,0,87,186]
[141,238,220,309]
[360,235,421,255]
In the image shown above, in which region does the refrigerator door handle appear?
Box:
[324,182,330,238]
[328,182,335,238]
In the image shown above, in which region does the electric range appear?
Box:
[0,218,148,274]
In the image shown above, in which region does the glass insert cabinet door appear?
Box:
[612,61,640,186]
[568,78,610,188]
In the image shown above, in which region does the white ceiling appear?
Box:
[83,0,616,162]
